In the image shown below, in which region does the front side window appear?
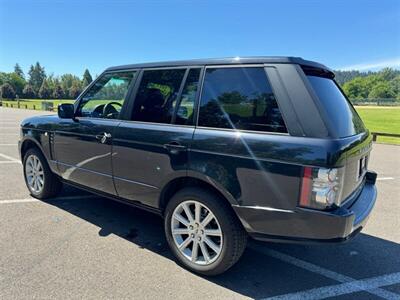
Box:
[131,69,186,124]
[198,67,287,133]
[77,71,136,119]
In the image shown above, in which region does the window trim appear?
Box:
[74,69,139,121]
[195,64,289,135]
[171,68,189,124]
[172,67,203,126]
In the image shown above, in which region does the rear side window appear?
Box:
[131,69,186,124]
[306,75,365,137]
[198,67,287,133]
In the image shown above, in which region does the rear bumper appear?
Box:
[233,173,377,244]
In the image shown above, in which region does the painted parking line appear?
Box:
[377,177,395,181]
[266,272,400,300]
[250,245,400,299]
[0,161,21,164]
[0,144,17,146]
[0,195,98,204]
[0,153,20,162]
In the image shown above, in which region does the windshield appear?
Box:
[306,75,366,137]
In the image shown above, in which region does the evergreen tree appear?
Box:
[38,80,52,99]
[53,84,65,99]
[28,62,46,93]
[82,69,93,87]
[23,84,36,99]
[0,83,16,99]
[14,63,24,79]
[69,83,82,99]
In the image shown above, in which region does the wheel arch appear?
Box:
[20,137,45,160]
[159,176,238,215]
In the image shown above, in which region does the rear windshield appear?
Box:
[306,75,365,137]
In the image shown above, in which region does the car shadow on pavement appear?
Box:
[41,186,400,299]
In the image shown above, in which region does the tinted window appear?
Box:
[173,68,201,125]
[77,71,135,119]
[198,67,286,133]
[307,76,365,137]
[132,69,186,124]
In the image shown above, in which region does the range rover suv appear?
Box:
[19,57,377,275]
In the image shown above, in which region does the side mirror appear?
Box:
[58,103,75,119]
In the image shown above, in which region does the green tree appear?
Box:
[38,80,52,99]
[82,69,93,87]
[342,77,369,99]
[23,84,36,99]
[378,68,397,81]
[218,91,247,104]
[8,72,26,96]
[53,84,65,99]
[389,75,400,100]
[0,72,26,96]
[60,74,82,98]
[69,83,82,99]
[14,63,24,79]
[368,82,396,99]
[28,62,46,93]
[0,83,16,99]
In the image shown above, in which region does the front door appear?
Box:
[54,71,137,195]
[112,68,202,207]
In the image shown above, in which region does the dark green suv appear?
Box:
[19,57,377,275]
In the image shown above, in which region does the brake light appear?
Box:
[300,167,312,207]
[299,166,345,210]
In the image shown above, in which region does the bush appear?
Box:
[0,83,16,99]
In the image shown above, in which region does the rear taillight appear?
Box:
[299,167,345,210]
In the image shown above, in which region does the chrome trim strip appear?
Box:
[113,175,158,189]
[232,204,295,213]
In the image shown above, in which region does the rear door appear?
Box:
[112,67,202,208]
[189,66,300,210]
[54,71,137,194]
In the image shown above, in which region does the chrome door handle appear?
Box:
[96,132,112,144]
[163,142,187,154]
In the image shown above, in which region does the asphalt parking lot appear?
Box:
[0,106,399,300]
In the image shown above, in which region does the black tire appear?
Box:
[23,147,62,199]
[164,187,247,276]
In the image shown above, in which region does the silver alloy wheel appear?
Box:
[25,154,45,194]
[171,200,223,265]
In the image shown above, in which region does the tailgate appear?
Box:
[341,132,373,203]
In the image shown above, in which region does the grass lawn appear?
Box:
[355,106,400,145]
[2,99,75,110]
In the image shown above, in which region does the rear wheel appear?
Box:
[164,187,247,276]
[23,148,62,199]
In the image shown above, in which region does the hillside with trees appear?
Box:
[0,62,399,103]
[335,68,400,102]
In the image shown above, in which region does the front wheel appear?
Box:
[23,148,62,199]
[164,188,247,276]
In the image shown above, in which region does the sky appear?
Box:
[1,0,399,78]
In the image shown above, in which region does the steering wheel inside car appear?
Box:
[102,102,122,119]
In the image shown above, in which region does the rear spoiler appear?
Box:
[301,65,335,79]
